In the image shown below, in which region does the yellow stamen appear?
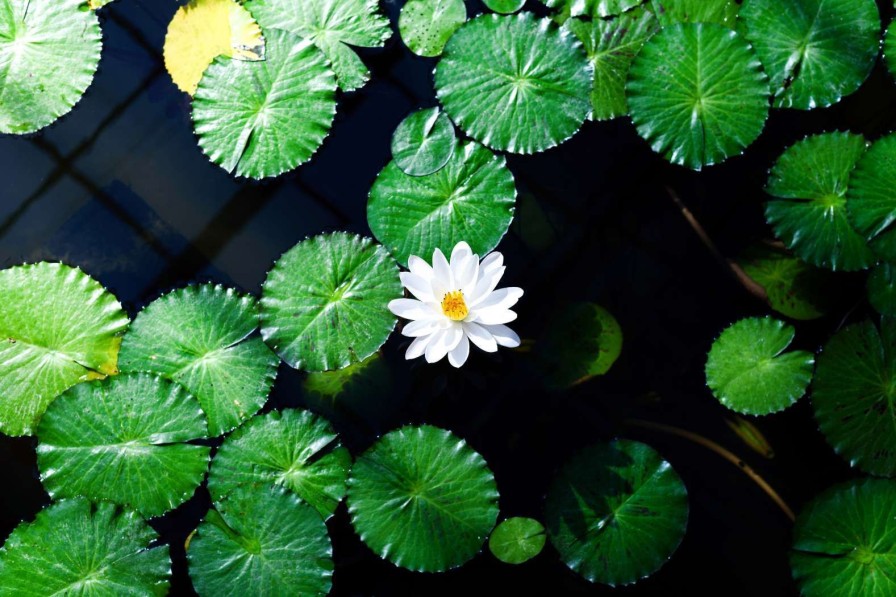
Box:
[441,290,468,321]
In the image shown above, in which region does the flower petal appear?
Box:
[448,335,470,368]
[479,251,503,276]
[473,308,517,325]
[468,265,506,306]
[472,287,523,311]
[431,248,452,300]
[408,255,435,281]
[399,272,435,302]
[389,298,438,321]
[463,321,498,353]
[481,323,520,348]
[450,241,473,267]
[402,318,443,338]
[405,335,430,360]
[451,244,479,295]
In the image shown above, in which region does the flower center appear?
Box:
[441,291,468,321]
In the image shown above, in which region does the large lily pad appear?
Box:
[868,263,896,316]
[650,0,739,27]
[847,133,896,262]
[36,373,211,517]
[398,0,466,58]
[391,107,457,177]
[0,262,129,437]
[434,13,593,154]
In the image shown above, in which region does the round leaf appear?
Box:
[650,0,739,28]
[847,133,896,262]
[391,107,457,176]
[398,0,466,58]
[208,409,350,519]
[885,20,896,80]
[0,499,170,596]
[765,131,874,271]
[539,0,642,19]
[484,0,526,14]
[36,373,211,517]
[546,439,689,586]
[489,517,546,565]
[260,233,401,372]
[188,486,333,596]
[192,29,337,179]
[869,263,896,316]
[0,0,102,134]
[434,13,593,154]
[705,317,814,416]
[812,318,896,476]
[0,262,129,437]
[347,425,500,572]
[739,0,880,109]
[626,23,770,170]
[368,142,516,266]
[791,479,896,597]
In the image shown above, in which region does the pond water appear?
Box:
[2,0,896,595]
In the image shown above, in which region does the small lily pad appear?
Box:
[484,0,527,14]
[868,263,896,316]
[847,133,896,262]
[391,107,457,177]
[489,517,546,564]
[398,0,467,57]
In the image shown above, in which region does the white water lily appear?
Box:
[388,241,523,368]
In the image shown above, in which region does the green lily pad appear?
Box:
[539,0,643,19]
[545,439,688,586]
[434,13,593,154]
[192,28,337,179]
[566,11,660,121]
[36,373,211,517]
[347,425,500,572]
[791,478,896,597]
[0,0,102,134]
[765,131,874,271]
[847,133,896,262]
[484,0,527,14]
[244,0,391,91]
[398,0,467,57]
[885,21,896,80]
[626,23,770,170]
[739,0,880,109]
[208,409,350,519]
[0,499,170,596]
[260,233,401,372]
[391,107,457,176]
[188,486,333,596]
[812,318,896,476]
[869,263,896,316]
[650,0,739,27]
[119,284,279,437]
[705,317,814,416]
[0,262,129,437]
[489,517,546,565]
[368,142,516,266]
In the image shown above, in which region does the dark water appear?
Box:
[2,0,896,595]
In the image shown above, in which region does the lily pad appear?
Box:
[398,0,467,57]
[705,317,814,416]
[244,0,391,92]
[0,499,170,596]
[484,0,527,14]
[347,425,500,572]
[886,21,896,80]
[566,11,660,121]
[208,409,350,519]
[650,0,739,27]
[36,373,211,517]
[791,478,896,597]
[0,262,129,437]
[765,132,874,271]
[0,0,102,134]
[391,107,457,177]
[545,439,688,586]
[739,0,880,109]
[192,28,337,179]
[847,133,896,262]
[260,233,401,372]
[163,0,265,95]
[812,318,896,476]
[626,23,769,170]
[434,13,593,154]
[188,486,333,596]
[489,517,546,564]
[868,263,896,316]
[539,0,643,19]
[368,142,516,266]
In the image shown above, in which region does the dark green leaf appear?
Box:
[847,133,896,262]
[868,263,896,316]
[650,0,738,27]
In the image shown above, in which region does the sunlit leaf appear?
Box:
[868,263,896,316]
[484,0,526,13]
[539,0,643,19]
[398,0,466,57]
[391,107,457,176]
[847,133,896,262]
[650,0,738,28]
[489,517,546,565]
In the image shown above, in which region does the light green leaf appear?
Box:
[484,0,527,14]
[188,486,332,596]
[705,317,814,416]
[244,0,391,91]
[765,131,874,271]
[36,373,211,517]
[391,107,457,176]
[739,0,881,109]
[208,409,350,519]
[868,263,896,316]
[119,284,279,437]
[192,29,337,179]
[627,23,769,170]
[546,439,688,586]
[791,479,896,597]
[260,233,401,372]
[650,0,739,28]
[347,425,500,572]
[398,0,466,57]
[489,517,546,565]
[368,142,516,266]
[847,133,896,262]
[0,499,170,596]
[0,0,102,134]
[435,13,593,154]
[0,262,129,437]
[539,0,643,19]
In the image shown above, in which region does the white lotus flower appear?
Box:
[388,241,523,368]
